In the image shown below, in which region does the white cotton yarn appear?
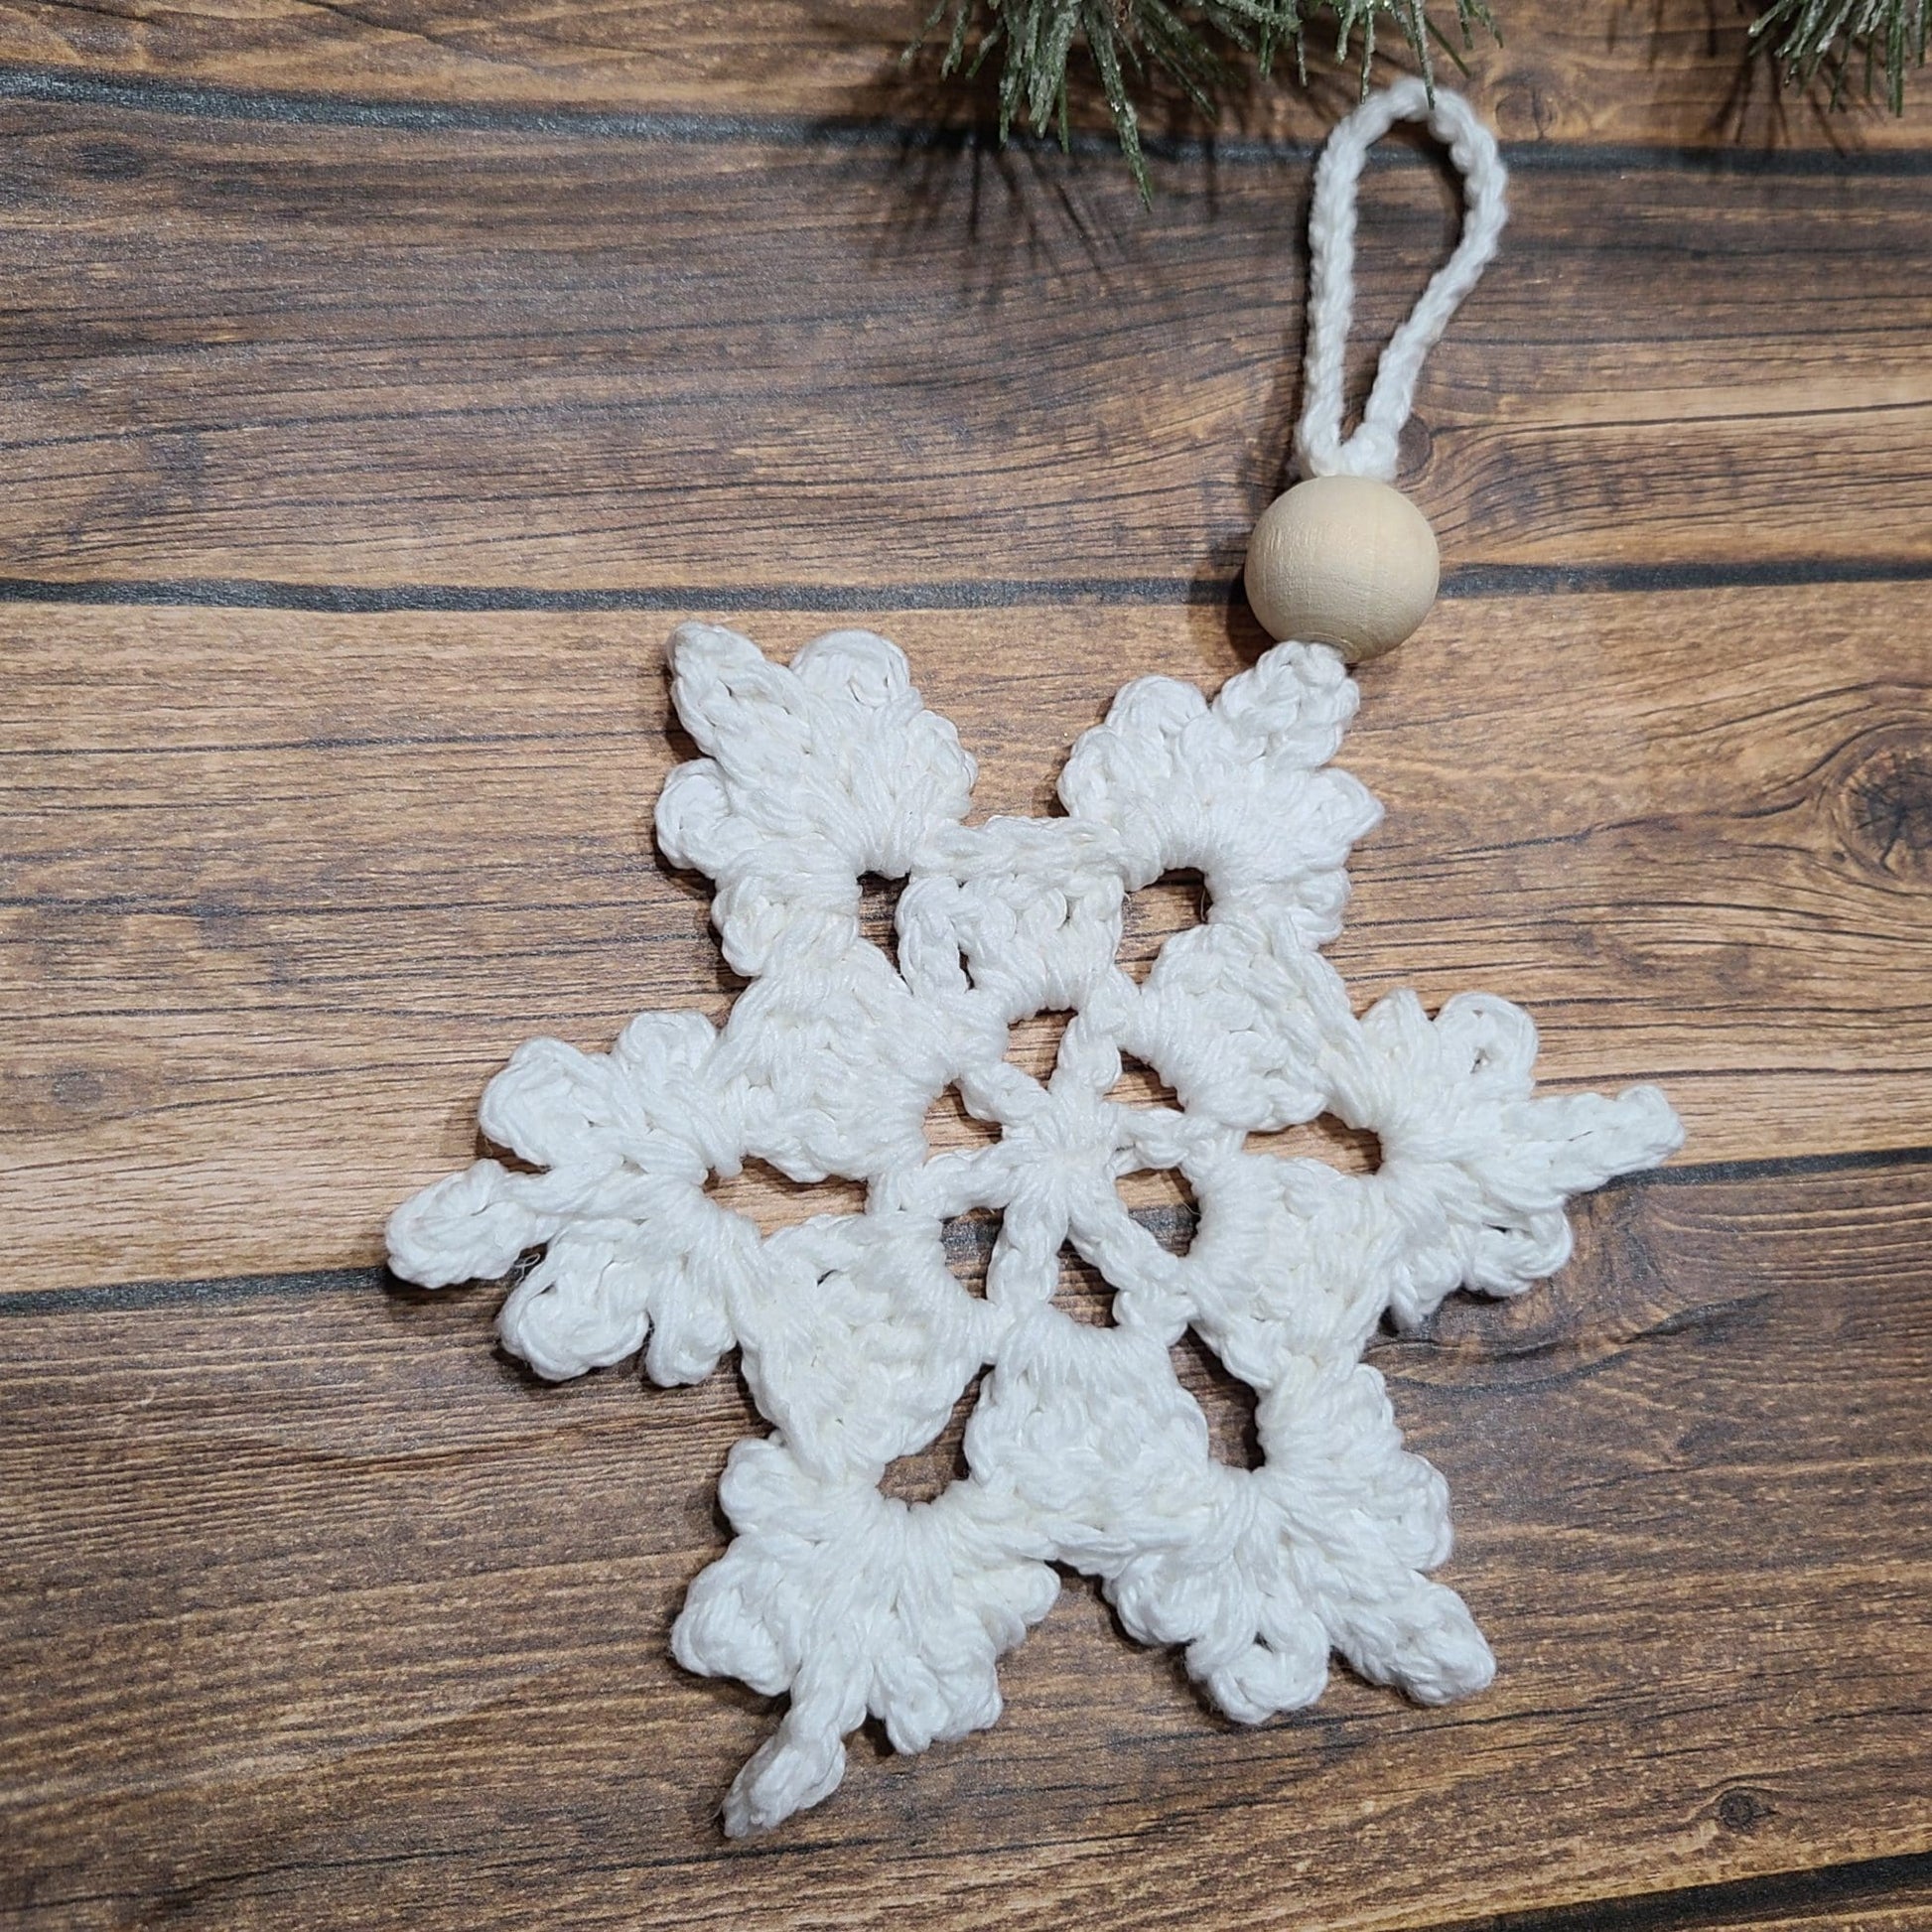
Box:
[389,81,1673,1834]
[1247,81,1505,659]
[389,621,1683,1835]
[1295,76,1510,485]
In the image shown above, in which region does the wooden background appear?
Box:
[2,2,1929,1926]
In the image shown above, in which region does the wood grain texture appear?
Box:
[1,1157,1926,1929]
[2,0,1929,151]
[1,99,1930,595]
[3,7,1930,1921]
[4,585,1928,1293]
[1428,1855,1932,1931]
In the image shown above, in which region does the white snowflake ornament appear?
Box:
[389,619,1683,1834]
[390,78,1683,1834]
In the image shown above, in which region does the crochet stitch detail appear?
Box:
[388,623,1684,1835]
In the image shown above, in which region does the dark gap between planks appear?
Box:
[10,65,1932,177]
[4,1141,1924,1319]
[5,558,1932,616]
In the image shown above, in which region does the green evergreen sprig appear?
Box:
[908,0,1924,198]
[908,0,1498,196]
[1750,0,1927,113]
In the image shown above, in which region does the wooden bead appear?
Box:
[1243,476,1440,662]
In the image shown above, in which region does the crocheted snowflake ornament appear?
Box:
[388,621,1682,1835]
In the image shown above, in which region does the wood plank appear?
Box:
[3,587,1928,1293]
[1424,1854,1932,1931]
[0,1157,1926,1927]
[3,0,1930,152]
[1,100,1929,594]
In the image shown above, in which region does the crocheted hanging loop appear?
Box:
[1249,76,1510,662]
[1295,75,1510,486]
[387,86,1683,1840]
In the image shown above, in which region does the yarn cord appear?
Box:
[1293,77,1510,485]
[381,88,1680,1842]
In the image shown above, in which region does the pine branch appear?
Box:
[1750,0,1927,113]
[908,0,1927,200]
[908,0,1498,197]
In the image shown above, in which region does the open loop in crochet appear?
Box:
[1293,77,1509,484]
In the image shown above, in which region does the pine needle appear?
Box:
[1750,0,1927,113]
[907,0,1922,198]
[909,0,1487,198]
